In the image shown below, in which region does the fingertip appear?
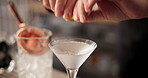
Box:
[80,15,86,23]
[63,13,71,19]
[85,5,91,13]
[73,16,77,20]
[42,0,50,9]
[55,11,63,17]
[43,3,50,9]
[86,0,98,12]
[73,16,80,22]
[63,14,71,21]
[64,18,73,21]
[51,6,55,12]
[49,0,56,12]
[65,19,69,21]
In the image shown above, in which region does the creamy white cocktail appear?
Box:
[49,38,97,78]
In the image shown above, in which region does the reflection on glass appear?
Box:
[49,37,97,78]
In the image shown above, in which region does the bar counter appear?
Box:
[0,69,67,78]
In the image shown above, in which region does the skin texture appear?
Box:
[73,0,148,22]
[42,0,77,21]
[43,0,148,23]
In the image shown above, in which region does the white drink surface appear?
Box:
[51,41,95,69]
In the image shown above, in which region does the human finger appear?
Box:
[49,0,56,12]
[84,0,100,12]
[55,0,67,17]
[77,0,86,23]
[42,0,50,9]
[63,0,77,21]
[73,1,81,22]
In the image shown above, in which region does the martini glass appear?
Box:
[49,37,97,78]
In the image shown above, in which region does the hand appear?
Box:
[42,0,77,21]
[72,0,148,23]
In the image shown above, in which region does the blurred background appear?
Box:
[0,0,119,78]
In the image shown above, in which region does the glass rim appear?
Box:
[49,37,97,48]
[15,29,52,39]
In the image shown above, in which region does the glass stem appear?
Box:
[66,68,79,78]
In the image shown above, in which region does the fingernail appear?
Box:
[80,15,86,23]
[65,19,70,21]
[55,11,63,17]
[73,16,78,20]
[73,15,80,22]
[63,14,69,19]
